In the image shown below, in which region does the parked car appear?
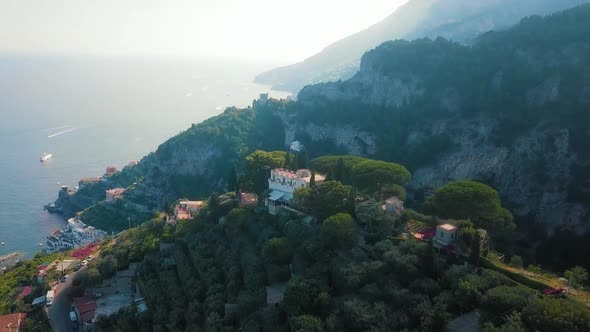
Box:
[73,264,81,271]
[81,260,88,266]
[61,274,69,283]
[87,255,94,261]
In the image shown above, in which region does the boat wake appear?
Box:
[44,125,72,131]
[48,127,77,138]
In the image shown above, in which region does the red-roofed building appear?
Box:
[239,192,258,207]
[105,166,118,176]
[18,286,32,299]
[0,313,26,332]
[73,296,97,324]
[105,188,125,203]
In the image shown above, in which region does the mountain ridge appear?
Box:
[255,0,590,93]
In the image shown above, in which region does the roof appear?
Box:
[32,296,46,306]
[268,190,285,201]
[240,192,258,203]
[439,223,457,231]
[18,286,32,299]
[106,188,125,195]
[386,196,403,204]
[73,296,97,323]
[180,201,203,207]
[266,284,287,304]
[0,313,25,331]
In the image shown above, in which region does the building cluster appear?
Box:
[46,218,107,253]
[167,200,203,225]
[69,263,146,326]
[105,188,126,203]
[266,168,326,215]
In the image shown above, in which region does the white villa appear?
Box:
[267,168,325,215]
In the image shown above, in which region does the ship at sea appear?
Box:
[40,152,53,162]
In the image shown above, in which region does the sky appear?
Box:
[0,0,408,63]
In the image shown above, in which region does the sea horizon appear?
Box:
[0,55,291,263]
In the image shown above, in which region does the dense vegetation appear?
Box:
[81,151,589,332]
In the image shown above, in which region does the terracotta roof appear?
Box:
[73,296,97,323]
[439,223,457,231]
[0,313,25,331]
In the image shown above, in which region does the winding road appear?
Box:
[47,266,86,332]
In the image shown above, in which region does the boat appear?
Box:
[38,242,44,246]
[40,153,53,162]
[0,242,4,245]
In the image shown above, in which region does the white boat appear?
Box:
[0,242,4,245]
[40,153,53,162]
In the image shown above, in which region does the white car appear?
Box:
[87,255,94,261]
[81,259,88,266]
[61,275,69,283]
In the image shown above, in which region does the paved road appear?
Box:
[47,266,86,332]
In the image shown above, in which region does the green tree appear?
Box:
[284,150,291,169]
[263,237,292,265]
[244,150,286,194]
[97,255,118,279]
[382,184,407,201]
[527,264,541,274]
[427,181,514,231]
[351,160,411,194]
[420,301,450,332]
[355,199,392,238]
[564,266,588,288]
[293,187,312,212]
[481,286,532,320]
[291,315,323,332]
[335,157,345,182]
[308,181,352,220]
[227,165,238,192]
[522,297,590,332]
[509,256,524,269]
[310,170,316,187]
[297,150,309,169]
[285,277,330,315]
[321,213,357,250]
[225,208,249,231]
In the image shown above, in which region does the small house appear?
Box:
[105,188,125,203]
[73,296,97,325]
[433,223,458,251]
[105,166,118,176]
[384,196,404,216]
[239,192,258,207]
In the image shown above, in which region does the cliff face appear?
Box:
[286,7,590,235]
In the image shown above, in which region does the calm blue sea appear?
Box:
[0,56,289,262]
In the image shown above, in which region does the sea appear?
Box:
[0,56,290,263]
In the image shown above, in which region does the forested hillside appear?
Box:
[59,5,590,272]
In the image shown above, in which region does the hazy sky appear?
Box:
[0,0,408,63]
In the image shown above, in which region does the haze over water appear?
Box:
[0,56,290,261]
